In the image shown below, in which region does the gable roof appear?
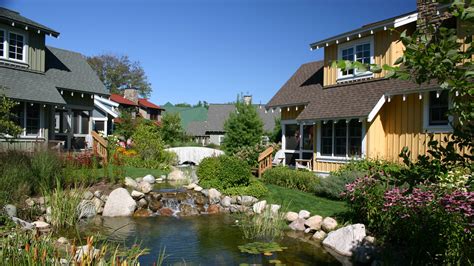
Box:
[267,61,439,122]
[138,98,163,110]
[45,47,108,96]
[0,46,108,105]
[267,61,323,108]
[186,121,208,136]
[206,103,278,133]
[110,94,138,106]
[0,67,66,105]
[163,105,208,130]
[0,7,59,37]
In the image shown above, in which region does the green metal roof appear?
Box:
[163,104,208,130]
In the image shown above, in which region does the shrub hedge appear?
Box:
[261,166,319,193]
[197,155,251,190]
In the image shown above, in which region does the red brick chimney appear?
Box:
[123,87,139,104]
[416,0,451,32]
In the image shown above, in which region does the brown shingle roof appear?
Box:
[267,61,440,121]
[266,61,324,108]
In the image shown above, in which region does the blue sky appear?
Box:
[2,0,415,105]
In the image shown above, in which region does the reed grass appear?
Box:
[236,207,287,241]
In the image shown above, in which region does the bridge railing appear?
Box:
[257,146,273,178]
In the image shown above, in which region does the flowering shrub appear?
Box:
[343,174,473,264]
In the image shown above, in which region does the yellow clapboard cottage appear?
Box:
[266,1,464,174]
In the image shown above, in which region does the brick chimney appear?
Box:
[243,95,252,105]
[416,0,451,32]
[123,87,138,104]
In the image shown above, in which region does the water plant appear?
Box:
[238,242,287,255]
[43,181,83,232]
[236,207,286,241]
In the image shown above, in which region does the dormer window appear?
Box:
[338,37,374,81]
[0,28,27,64]
[8,32,24,61]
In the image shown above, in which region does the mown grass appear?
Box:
[262,184,347,217]
[121,166,169,178]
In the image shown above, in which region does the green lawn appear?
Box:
[262,184,348,217]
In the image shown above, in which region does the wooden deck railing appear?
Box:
[257,146,273,178]
[91,131,108,164]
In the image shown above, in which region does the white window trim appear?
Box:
[11,102,44,139]
[337,36,374,82]
[92,117,108,136]
[315,120,366,162]
[4,29,28,64]
[0,29,5,59]
[423,91,453,133]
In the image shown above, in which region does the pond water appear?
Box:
[81,214,340,265]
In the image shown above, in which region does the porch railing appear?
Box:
[257,146,273,178]
[91,131,108,164]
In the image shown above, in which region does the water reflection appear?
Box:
[80,214,340,265]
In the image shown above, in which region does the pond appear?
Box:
[80,214,340,265]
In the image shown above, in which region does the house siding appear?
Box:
[323,25,413,86]
[281,105,304,120]
[28,32,45,72]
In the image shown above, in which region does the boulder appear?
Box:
[230,196,240,204]
[148,199,162,212]
[143,174,156,184]
[186,183,197,190]
[100,195,109,202]
[207,204,220,214]
[322,224,366,257]
[194,193,208,206]
[179,203,199,216]
[11,217,35,230]
[36,197,46,205]
[194,186,203,192]
[45,207,52,223]
[133,209,152,217]
[239,196,258,206]
[93,191,102,198]
[298,210,310,219]
[270,204,281,215]
[201,189,209,197]
[25,198,35,207]
[102,188,137,217]
[285,211,299,222]
[77,200,97,219]
[322,217,338,232]
[4,204,17,217]
[124,177,138,189]
[168,169,186,181]
[221,196,232,207]
[289,218,306,231]
[92,197,104,212]
[131,190,145,200]
[159,207,174,216]
[135,177,143,183]
[138,181,153,194]
[32,221,51,232]
[208,189,221,204]
[305,215,323,230]
[137,198,148,208]
[364,236,376,244]
[56,237,69,245]
[312,230,327,241]
[252,200,267,214]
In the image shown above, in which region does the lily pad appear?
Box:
[238,242,287,255]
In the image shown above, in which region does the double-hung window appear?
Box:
[8,32,24,62]
[0,30,5,58]
[0,28,27,63]
[338,37,373,80]
[319,119,363,158]
[10,102,42,137]
[423,90,451,132]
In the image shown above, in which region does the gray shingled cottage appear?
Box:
[0,8,109,150]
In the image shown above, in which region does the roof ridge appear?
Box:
[46,46,83,56]
[0,7,20,14]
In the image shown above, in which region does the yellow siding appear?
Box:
[367,93,451,162]
[281,105,304,120]
[314,161,344,172]
[323,25,413,86]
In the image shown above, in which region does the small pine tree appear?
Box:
[160,112,186,145]
[222,95,264,154]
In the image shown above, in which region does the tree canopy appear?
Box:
[160,112,187,145]
[0,92,22,137]
[87,54,152,97]
[222,95,264,154]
